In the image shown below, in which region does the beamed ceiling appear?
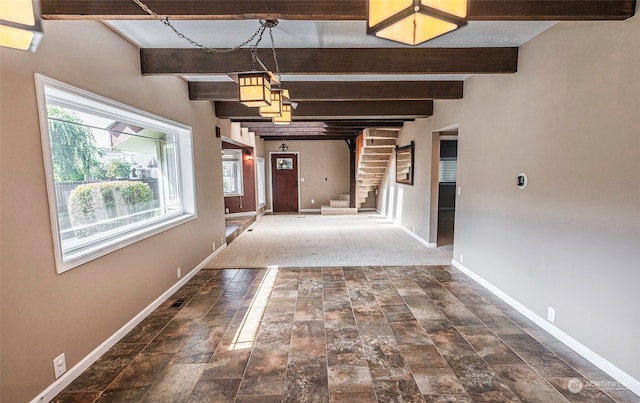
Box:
[42,0,636,140]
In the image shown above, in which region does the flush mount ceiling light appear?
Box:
[367,0,468,46]
[0,0,43,52]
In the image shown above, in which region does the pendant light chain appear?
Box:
[133,0,264,54]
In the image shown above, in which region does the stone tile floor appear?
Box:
[54,266,639,402]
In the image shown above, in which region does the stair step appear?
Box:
[330,199,350,208]
[360,161,389,168]
[363,138,396,147]
[358,174,384,180]
[361,154,391,161]
[362,147,394,154]
[321,205,358,215]
[364,128,399,139]
[359,167,386,174]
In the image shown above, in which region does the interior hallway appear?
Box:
[53,216,639,402]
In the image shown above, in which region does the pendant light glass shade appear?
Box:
[272,103,292,125]
[0,0,42,52]
[259,89,283,117]
[367,0,467,45]
[235,71,273,107]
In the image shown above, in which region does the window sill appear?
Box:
[57,213,196,274]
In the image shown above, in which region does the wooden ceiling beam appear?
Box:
[262,135,356,141]
[215,101,433,119]
[256,131,359,138]
[41,0,636,20]
[189,81,463,101]
[142,48,518,75]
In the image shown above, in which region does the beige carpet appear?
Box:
[206,213,453,268]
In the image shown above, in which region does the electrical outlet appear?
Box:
[212,242,216,251]
[547,306,556,323]
[177,268,182,279]
[460,254,464,263]
[457,186,462,196]
[311,199,315,204]
[53,353,66,379]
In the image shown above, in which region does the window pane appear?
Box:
[46,104,181,254]
[439,159,457,182]
[276,158,293,170]
[222,150,243,195]
[37,75,196,272]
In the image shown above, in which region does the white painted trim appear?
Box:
[397,224,437,248]
[31,246,228,403]
[451,259,640,397]
[299,209,321,213]
[358,208,377,212]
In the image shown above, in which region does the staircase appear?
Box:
[320,128,398,214]
[355,128,399,208]
[321,193,357,215]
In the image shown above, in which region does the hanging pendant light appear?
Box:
[230,70,277,108]
[367,0,468,46]
[259,88,283,117]
[0,0,43,52]
[272,102,292,125]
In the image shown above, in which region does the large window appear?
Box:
[222,149,243,196]
[36,75,196,273]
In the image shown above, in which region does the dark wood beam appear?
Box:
[262,135,356,141]
[468,0,636,21]
[242,120,406,128]
[258,133,364,139]
[215,101,433,119]
[41,0,366,20]
[189,81,463,101]
[143,48,518,75]
[41,0,636,20]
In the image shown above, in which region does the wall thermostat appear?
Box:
[516,173,528,189]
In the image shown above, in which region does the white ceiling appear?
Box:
[106,19,556,82]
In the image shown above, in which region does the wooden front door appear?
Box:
[271,154,298,212]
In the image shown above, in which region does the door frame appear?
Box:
[268,151,301,213]
[429,126,459,246]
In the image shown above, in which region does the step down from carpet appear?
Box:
[321,205,358,215]
[321,193,358,215]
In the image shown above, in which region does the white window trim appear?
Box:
[256,157,266,207]
[222,148,244,197]
[35,74,197,274]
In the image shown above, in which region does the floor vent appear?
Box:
[247,229,254,232]
[171,298,187,308]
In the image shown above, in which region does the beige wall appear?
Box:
[380,16,640,382]
[0,21,226,401]
[263,140,351,211]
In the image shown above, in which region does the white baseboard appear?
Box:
[397,223,437,248]
[299,209,321,213]
[358,208,377,212]
[451,259,640,397]
[31,246,228,403]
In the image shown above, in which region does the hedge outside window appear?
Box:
[35,75,196,273]
[222,149,243,196]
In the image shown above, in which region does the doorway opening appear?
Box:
[270,153,299,213]
[437,136,458,247]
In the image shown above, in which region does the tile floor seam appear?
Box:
[53,266,639,403]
